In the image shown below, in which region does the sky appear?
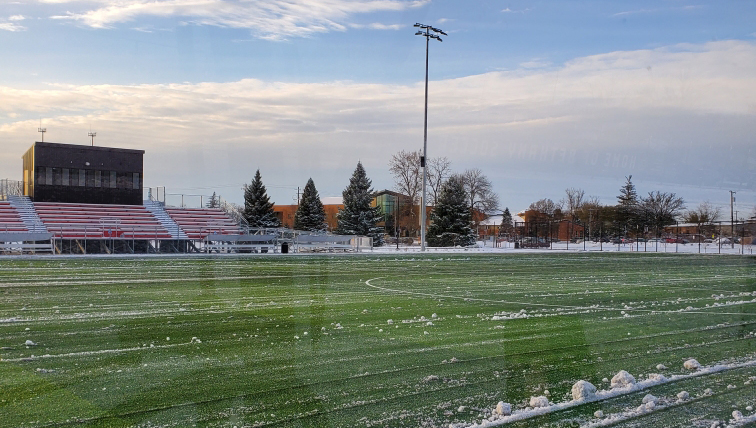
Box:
[1,0,755,217]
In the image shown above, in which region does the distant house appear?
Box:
[274,196,343,231]
[516,210,584,241]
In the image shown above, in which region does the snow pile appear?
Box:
[611,370,636,389]
[656,363,667,370]
[529,396,549,408]
[732,410,744,421]
[493,402,511,416]
[456,357,756,428]
[684,358,701,370]
[571,380,597,401]
[387,319,393,325]
[190,337,201,344]
[25,340,36,346]
[647,373,666,382]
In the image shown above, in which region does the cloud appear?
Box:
[0,22,25,31]
[350,23,405,31]
[1,40,754,206]
[613,5,704,17]
[8,15,25,21]
[48,0,428,39]
[502,7,530,13]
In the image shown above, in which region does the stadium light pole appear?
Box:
[415,23,446,251]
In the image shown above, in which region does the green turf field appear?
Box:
[1,253,755,427]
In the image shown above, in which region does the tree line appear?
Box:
[510,176,727,240]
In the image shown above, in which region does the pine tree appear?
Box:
[336,162,384,246]
[427,175,476,247]
[206,192,219,209]
[294,178,327,232]
[243,169,281,228]
[499,207,514,237]
[616,175,640,234]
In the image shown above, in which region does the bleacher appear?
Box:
[164,208,240,240]
[33,202,173,240]
[0,201,27,233]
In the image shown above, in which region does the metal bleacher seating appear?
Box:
[163,208,240,240]
[0,201,28,233]
[33,202,173,240]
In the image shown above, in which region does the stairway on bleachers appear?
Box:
[143,200,189,240]
[8,196,48,233]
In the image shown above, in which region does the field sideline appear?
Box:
[1,253,755,428]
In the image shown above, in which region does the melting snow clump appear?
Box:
[684,359,701,370]
[432,313,438,319]
[704,388,713,395]
[190,337,201,344]
[529,396,549,408]
[677,391,689,400]
[571,380,597,401]
[647,373,666,382]
[746,406,753,411]
[732,410,744,421]
[594,410,604,418]
[494,401,511,415]
[387,319,394,325]
[611,370,636,388]
[642,394,657,404]
[656,364,667,370]
[25,340,35,346]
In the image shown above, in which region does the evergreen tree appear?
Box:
[499,207,514,237]
[243,169,281,228]
[616,175,640,234]
[294,178,327,232]
[427,175,476,247]
[206,192,220,209]
[336,162,384,246]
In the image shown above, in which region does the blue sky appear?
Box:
[1,0,755,215]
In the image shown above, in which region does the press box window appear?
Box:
[133,173,140,190]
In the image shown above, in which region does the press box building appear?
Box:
[22,142,144,205]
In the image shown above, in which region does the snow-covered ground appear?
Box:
[372,241,755,255]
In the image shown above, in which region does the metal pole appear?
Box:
[730,190,736,249]
[420,31,429,252]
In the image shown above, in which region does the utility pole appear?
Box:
[88,130,96,146]
[730,190,736,249]
[415,23,446,252]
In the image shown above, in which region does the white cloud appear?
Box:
[350,23,405,30]
[613,5,704,17]
[48,0,428,39]
[0,40,754,206]
[0,22,25,31]
[8,15,25,21]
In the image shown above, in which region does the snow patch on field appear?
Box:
[453,357,756,427]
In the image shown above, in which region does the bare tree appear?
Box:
[683,201,721,225]
[461,168,499,214]
[220,200,245,225]
[426,156,452,207]
[641,191,685,235]
[528,198,562,218]
[562,188,585,220]
[388,150,422,205]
